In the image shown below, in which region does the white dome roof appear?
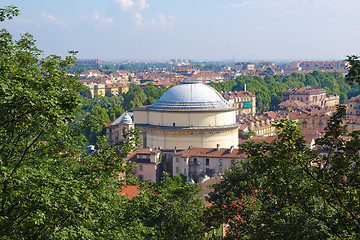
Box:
[121,112,133,124]
[151,79,231,110]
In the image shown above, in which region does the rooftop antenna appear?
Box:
[244,83,247,92]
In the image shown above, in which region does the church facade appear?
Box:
[133,78,239,150]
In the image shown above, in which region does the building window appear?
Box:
[139,165,143,171]
[219,168,223,173]
[138,175,143,181]
[173,122,176,127]
[206,158,209,166]
[176,157,179,163]
[184,168,187,174]
[176,167,179,173]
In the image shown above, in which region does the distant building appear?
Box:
[190,73,223,83]
[222,91,256,116]
[173,146,246,183]
[80,69,103,79]
[325,94,340,107]
[234,62,255,72]
[176,66,199,76]
[105,83,129,96]
[76,59,100,69]
[111,70,130,83]
[281,86,327,110]
[106,112,134,144]
[126,148,162,182]
[347,95,360,115]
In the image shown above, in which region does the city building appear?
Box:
[347,95,360,115]
[281,86,327,110]
[325,94,340,107]
[172,146,246,183]
[222,91,256,116]
[133,78,239,150]
[76,59,100,69]
[106,112,134,144]
[126,148,162,182]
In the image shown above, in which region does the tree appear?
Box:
[346,55,360,85]
[207,106,360,239]
[120,174,207,240]
[122,85,148,111]
[0,6,140,238]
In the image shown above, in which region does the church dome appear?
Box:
[121,112,133,124]
[150,78,231,110]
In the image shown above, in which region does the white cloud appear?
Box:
[81,11,114,29]
[115,0,134,11]
[42,12,66,28]
[151,13,175,29]
[114,0,175,30]
[134,12,143,26]
[137,0,149,11]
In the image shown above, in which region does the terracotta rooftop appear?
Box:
[174,147,246,159]
[222,91,255,99]
[116,185,140,200]
[348,95,360,103]
[282,86,326,95]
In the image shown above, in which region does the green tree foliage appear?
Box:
[75,95,125,144]
[345,55,360,85]
[121,174,206,240]
[77,83,167,145]
[0,7,142,238]
[211,70,352,113]
[207,106,360,239]
[144,83,167,100]
[122,84,148,111]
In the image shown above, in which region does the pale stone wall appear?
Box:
[145,129,238,150]
[144,111,235,127]
[173,155,235,178]
[134,110,148,124]
[134,163,157,182]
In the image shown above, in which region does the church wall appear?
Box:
[145,111,235,127]
[145,129,238,150]
[134,110,148,124]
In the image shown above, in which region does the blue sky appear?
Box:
[2,0,360,61]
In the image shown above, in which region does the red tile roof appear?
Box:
[116,185,140,200]
[174,147,246,159]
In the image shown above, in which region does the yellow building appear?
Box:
[222,91,256,116]
[134,78,239,150]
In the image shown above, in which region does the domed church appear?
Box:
[133,78,239,150]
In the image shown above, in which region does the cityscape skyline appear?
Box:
[2,0,360,61]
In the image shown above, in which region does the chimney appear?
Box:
[229,146,234,153]
[174,146,177,153]
[216,144,220,151]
